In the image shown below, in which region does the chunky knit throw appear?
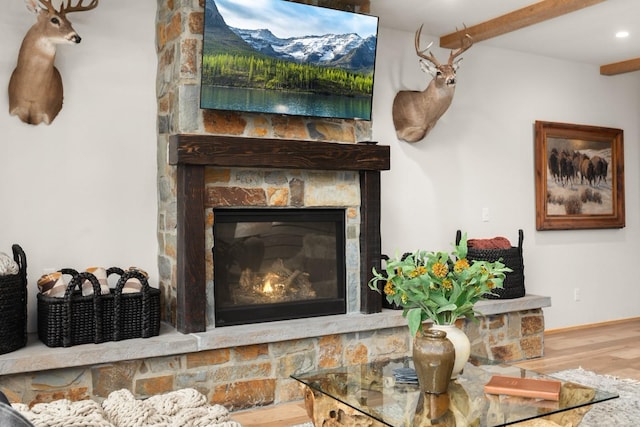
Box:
[13,389,242,427]
[0,252,19,276]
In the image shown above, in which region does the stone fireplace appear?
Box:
[165,134,389,332]
[155,0,383,334]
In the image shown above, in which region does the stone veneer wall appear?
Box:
[462,308,545,361]
[0,329,410,410]
[0,308,543,410]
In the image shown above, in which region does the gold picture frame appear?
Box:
[534,121,625,230]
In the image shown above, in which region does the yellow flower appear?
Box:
[409,265,427,278]
[487,280,495,289]
[442,279,453,290]
[401,293,408,304]
[432,262,448,278]
[384,281,395,295]
[454,258,470,273]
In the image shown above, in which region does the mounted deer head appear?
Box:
[8,0,99,125]
[392,25,473,142]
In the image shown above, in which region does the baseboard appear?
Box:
[545,316,640,335]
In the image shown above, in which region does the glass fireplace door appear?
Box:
[213,208,346,326]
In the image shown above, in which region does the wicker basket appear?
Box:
[37,267,160,347]
[456,230,526,300]
[0,245,28,354]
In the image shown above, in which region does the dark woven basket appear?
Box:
[0,245,28,354]
[37,267,160,347]
[456,230,526,300]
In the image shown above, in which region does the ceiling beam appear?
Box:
[600,58,640,75]
[439,0,606,49]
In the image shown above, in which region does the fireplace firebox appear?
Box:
[213,208,347,326]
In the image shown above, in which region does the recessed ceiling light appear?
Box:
[615,31,629,38]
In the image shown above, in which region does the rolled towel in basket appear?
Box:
[37,272,66,298]
[467,237,512,250]
[0,252,19,276]
[83,267,111,296]
[121,266,148,293]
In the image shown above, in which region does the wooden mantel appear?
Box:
[169,134,390,170]
[168,135,390,333]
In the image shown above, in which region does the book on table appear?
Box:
[484,375,562,401]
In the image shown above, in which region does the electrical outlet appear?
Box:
[574,288,581,302]
[482,207,490,222]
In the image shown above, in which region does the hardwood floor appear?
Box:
[514,317,640,381]
[232,401,310,427]
[231,317,640,426]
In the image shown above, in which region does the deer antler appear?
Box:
[449,26,473,64]
[414,25,441,67]
[37,0,57,13]
[59,0,99,14]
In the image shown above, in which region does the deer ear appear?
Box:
[452,57,464,71]
[25,0,43,14]
[419,59,438,77]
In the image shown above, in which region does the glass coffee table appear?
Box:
[291,357,618,426]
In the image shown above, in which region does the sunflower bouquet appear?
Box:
[369,233,512,337]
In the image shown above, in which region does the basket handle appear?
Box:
[11,244,28,348]
[517,229,524,255]
[110,268,153,341]
[60,269,108,297]
[61,271,104,347]
[11,245,27,286]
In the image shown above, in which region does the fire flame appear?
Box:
[262,279,273,294]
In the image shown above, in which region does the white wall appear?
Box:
[0,1,158,331]
[1,3,638,332]
[372,27,640,329]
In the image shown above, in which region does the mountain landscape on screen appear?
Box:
[200,0,379,120]
[229,28,377,73]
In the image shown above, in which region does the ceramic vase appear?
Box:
[431,323,471,379]
[413,391,455,425]
[412,328,455,394]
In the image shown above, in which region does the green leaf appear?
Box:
[406,308,423,337]
[430,294,450,307]
[457,232,468,259]
[435,303,457,313]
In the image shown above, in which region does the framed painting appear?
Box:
[534,120,625,230]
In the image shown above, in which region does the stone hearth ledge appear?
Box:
[0,295,550,376]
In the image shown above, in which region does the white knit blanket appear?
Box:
[0,251,19,276]
[13,388,242,427]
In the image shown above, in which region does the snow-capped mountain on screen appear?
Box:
[232,27,376,72]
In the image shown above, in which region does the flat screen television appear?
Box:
[201,0,379,120]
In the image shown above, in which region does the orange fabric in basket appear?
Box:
[467,237,512,249]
